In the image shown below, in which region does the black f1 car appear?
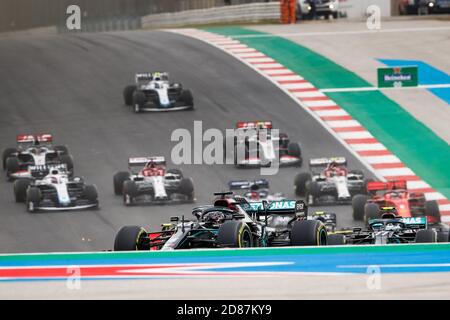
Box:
[114,193,328,251]
[2,134,74,180]
[13,164,98,212]
[123,72,194,112]
[113,156,194,205]
[294,157,367,205]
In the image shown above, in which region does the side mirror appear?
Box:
[170,216,179,222]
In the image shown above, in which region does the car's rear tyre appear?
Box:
[114,226,148,251]
[287,142,301,159]
[84,184,98,202]
[123,180,138,205]
[178,178,194,200]
[352,194,368,221]
[294,172,311,196]
[327,234,346,245]
[2,148,17,170]
[305,181,320,205]
[291,220,327,246]
[217,220,253,248]
[113,171,130,195]
[180,89,194,110]
[14,178,31,203]
[59,154,74,172]
[54,145,69,155]
[364,203,380,224]
[26,187,41,213]
[166,168,183,178]
[425,200,441,222]
[5,156,20,177]
[132,91,146,113]
[123,85,137,106]
[415,229,437,243]
[437,232,449,243]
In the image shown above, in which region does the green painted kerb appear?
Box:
[203,27,450,198]
[0,244,449,263]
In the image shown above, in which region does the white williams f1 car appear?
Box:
[225,121,302,168]
[123,72,194,112]
[2,134,73,180]
[113,156,195,206]
[294,157,368,205]
[13,164,99,212]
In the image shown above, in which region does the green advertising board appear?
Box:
[378,66,418,88]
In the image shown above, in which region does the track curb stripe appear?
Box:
[169,29,450,220]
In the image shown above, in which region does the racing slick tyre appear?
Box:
[287,142,302,161]
[114,226,148,251]
[327,234,346,246]
[5,156,20,178]
[437,231,449,243]
[26,187,41,213]
[217,221,253,248]
[180,89,194,110]
[425,200,441,222]
[123,180,138,205]
[59,154,74,173]
[178,178,194,201]
[294,172,311,196]
[14,178,31,203]
[54,145,69,155]
[415,229,437,243]
[2,148,17,170]
[113,171,130,195]
[123,85,137,106]
[364,203,380,224]
[291,220,327,246]
[166,169,183,178]
[305,181,320,205]
[83,184,98,202]
[132,90,146,113]
[352,194,368,221]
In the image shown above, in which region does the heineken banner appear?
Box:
[378,66,418,88]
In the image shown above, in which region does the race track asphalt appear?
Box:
[0,30,371,253]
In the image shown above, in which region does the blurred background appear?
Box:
[1,0,448,33]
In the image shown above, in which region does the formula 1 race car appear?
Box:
[294,157,367,205]
[2,134,74,180]
[328,207,450,245]
[13,164,99,212]
[113,194,327,251]
[228,179,285,202]
[224,121,302,168]
[123,72,194,112]
[113,156,195,205]
[352,180,443,226]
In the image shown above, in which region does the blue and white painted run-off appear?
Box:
[0,244,450,281]
[378,59,450,105]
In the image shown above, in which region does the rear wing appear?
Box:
[135,73,153,82]
[309,157,347,167]
[16,134,53,144]
[368,217,427,229]
[28,163,68,178]
[367,180,407,192]
[228,179,269,191]
[245,200,307,217]
[236,121,272,129]
[128,156,166,167]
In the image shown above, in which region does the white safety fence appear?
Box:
[141,2,281,29]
